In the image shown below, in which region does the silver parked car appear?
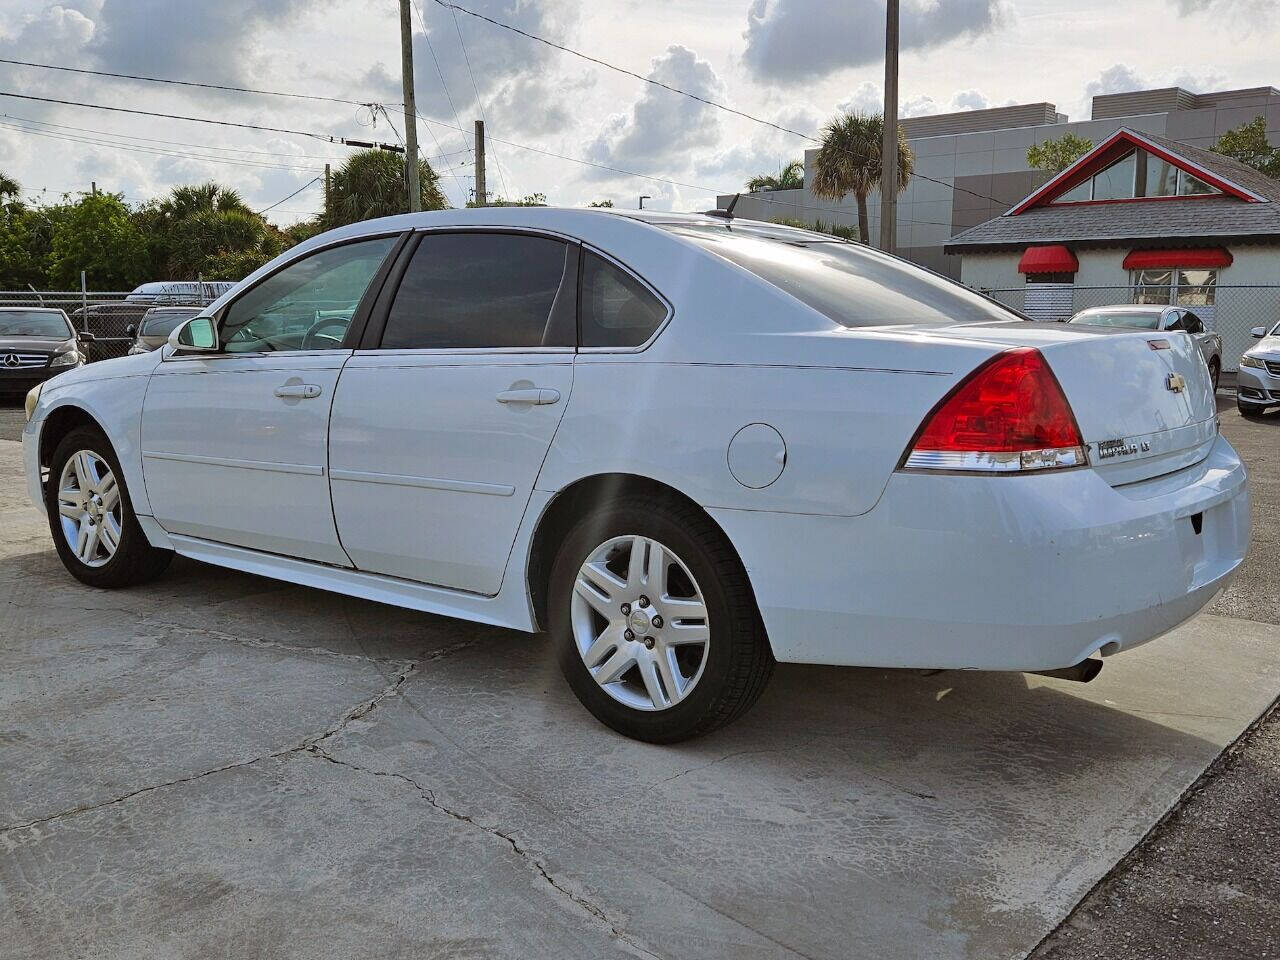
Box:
[1069,305,1222,391]
[1237,319,1280,416]
[127,306,205,355]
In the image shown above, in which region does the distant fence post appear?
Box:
[79,272,89,333]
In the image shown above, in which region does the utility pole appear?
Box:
[639,195,651,209]
[323,163,331,228]
[474,120,487,206]
[90,181,97,197]
[399,0,422,212]
[879,0,899,255]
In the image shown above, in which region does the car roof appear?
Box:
[1076,304,1167,315]
[0,306,67,313]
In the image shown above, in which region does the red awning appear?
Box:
[1017,244,1079,274]
[1122,248,1233,270]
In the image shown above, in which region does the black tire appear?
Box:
[1208,357,1220,393]
[1237,399,1265,418]
[549,495,774,743]
[46,426,173,589]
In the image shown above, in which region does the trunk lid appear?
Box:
[896,320,1218,484]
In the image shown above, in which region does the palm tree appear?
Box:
[327,149,447,227]
[0,170,19,203]
[810,112,914,244]
[746,160,804,193]
[159,182,251,220]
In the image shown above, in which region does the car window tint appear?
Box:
[663,224,1020,328]
[1182,311,1204,334]
[220,236,397,353]
[579,252,668,347]
[380,233,568,349]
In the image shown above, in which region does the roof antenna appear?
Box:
[704,192,740,219]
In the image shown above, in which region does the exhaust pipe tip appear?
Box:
[1029,658,1104,684]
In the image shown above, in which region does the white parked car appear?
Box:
[21,209,1251,742]
[1237,319,1280,415]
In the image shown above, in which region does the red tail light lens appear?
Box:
[903,348,1087,473]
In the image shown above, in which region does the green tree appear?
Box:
[746,159,804,192]
[1026,133,1094,173]
[1211,115,1280,179]
[588,199,614,208]
[0,171,18,203]
[48,193,145,289]
[134,181,281,281]
[327,149,447,227]
[469,192,547,207]
[810,112,913,244]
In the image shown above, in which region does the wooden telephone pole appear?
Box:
[399,0,422,212]
[879,0,899,255]
[474,120,486,206]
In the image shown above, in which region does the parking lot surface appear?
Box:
[2,399,1278,960]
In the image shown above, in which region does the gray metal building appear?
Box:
[717,85,1280,279]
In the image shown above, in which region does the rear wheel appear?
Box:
[46,426,173,588]
[1208,357,1220,393]
[550,496,773,743]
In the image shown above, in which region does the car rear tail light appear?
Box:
[902,347,1088,473]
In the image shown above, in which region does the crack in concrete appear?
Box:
[307,746,664,960]
[0,639,476,841]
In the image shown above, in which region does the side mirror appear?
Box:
[124,324,136,338]
[1251,326,1266,339]
[77,331,96,343]
[169,315,219,354]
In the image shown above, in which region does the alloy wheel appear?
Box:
[570,535,711,711]
[56,450,123,568]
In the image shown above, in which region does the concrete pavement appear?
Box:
[2,408,1279,958]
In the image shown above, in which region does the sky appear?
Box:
[0,0,1276,224]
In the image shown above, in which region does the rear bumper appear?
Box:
[1236,365,1280,406]
[711,434,1250,670]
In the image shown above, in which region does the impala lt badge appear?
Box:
[1098,437,1152,459]
[1166,372,1187,393]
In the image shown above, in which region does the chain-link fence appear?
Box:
[0,290,223,362]
[976,284,1280,372]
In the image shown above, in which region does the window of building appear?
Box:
[1131,268,1217,307]
[380,232,569,349]
[1051,148,1221,204]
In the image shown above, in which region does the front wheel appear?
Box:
[550,496,774,743]
[46,426,173,588]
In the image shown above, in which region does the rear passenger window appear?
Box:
[380,233,569,349]
[580,252,668,348]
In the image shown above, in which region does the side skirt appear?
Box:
[166,534,538,632]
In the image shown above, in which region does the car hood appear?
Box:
[1244,334,1280,360]
[41,348,161,392]
[0,336,74,353]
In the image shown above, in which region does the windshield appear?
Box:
[0,310,73,338]
[141,309,200,336]
[662,224,1022,327]
[1070,310,1160,330]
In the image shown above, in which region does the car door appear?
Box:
[140,234,402,565]
[1179,310,1217,365]
[327,229,576,595]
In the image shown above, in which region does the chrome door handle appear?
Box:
[495,387,560,405]
[274,383,322,399]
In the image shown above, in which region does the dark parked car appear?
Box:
[127,306,205,354]
[0,307,87,397]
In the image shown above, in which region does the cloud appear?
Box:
[1084,63,1146,99]
[743,0,1007,84]
[837,84,991,119]
[1174,0,1276,14]
[583,45,724,176]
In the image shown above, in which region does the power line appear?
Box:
[0,56,373,107]
[0,90,402,150]
[449,4,510,201]
[0,118,322,174]
[1,111,351,164]
[426,0,1016,208]
[257,177,321,215]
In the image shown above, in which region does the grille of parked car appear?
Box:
[1,352,49,368]
[1265,360,1280,377]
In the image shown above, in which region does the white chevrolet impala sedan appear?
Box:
[22,208,1250,742]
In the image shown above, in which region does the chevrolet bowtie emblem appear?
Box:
[1166,372,1187,393]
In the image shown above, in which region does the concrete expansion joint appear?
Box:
[305,745,665,960]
